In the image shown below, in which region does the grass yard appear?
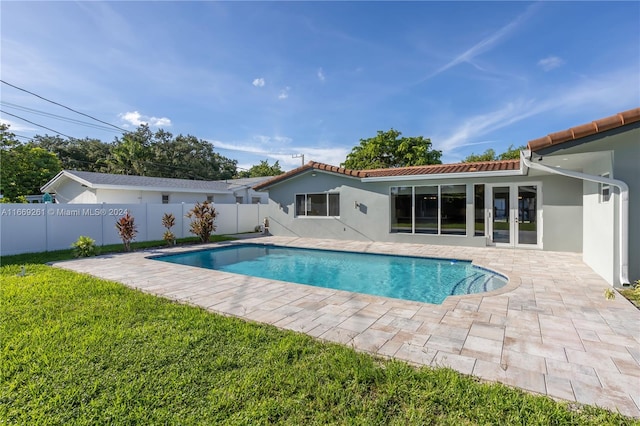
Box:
[1,251,636,424]
[1,234,235,266]
[619,283,640,309]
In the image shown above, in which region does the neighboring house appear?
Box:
[41,171,270,205]
[225,177,270,205]
[24,194,55,203]
[254,108,640,287]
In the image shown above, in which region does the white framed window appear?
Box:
[600,173,610,203]
[206,195,214,202]
[236,196,243,204]
[295,193,340,217]
[162,194,169,204]
[251,197,261,204]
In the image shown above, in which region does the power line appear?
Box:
[1,101,122,133]
[214,144,295,157]
[0,110,75,139]
[0,79,127,132]
[13,134,32,141]
[0,81,304,161]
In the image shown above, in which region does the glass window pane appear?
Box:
[441,185,466,235]
[295,194,306,216]
[328,193,340,216]
[474,185,485,236]
[518,185,537,245]
[390,186,412,233]
[308,193,327,216]
[415,186,438,234]
[492,187,510,243]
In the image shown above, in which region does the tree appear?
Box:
[108,125,238,180]
[498,145,523,160]
[463,144,524,162]
[31,135,111,172]
[237,160,283,178]
[0,124,61,201]
[342,129,441,169]
[0,123,20,149]
[152,132,237,180]
[13,124,240,182]
[108,125,153,175]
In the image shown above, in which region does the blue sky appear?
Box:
[2,1,639,172]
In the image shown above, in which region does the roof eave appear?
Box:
[253,168,361,191]
[41,170,94,193]
[90,184,230,194]
[527,107,640,152]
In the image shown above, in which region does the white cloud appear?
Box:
[0,118,36,133]
[537,56,564,71]
[435,101,536,153]
[119,111,172,127]
[427,3,539,79]
[317,68,325,82]
[253,135,293,145]
[208,137,349,171]
[434,68,639,154]
[278,86,291,100]
[252,78,265,87]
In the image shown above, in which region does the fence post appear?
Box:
[101,202,105,246]
[145,203,148,242]
[45,206,49,252]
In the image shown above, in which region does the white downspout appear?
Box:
[521,151,629,286]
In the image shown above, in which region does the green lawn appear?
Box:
[1,252,635,424]
[619,284,640,309]
[0,234,235,266]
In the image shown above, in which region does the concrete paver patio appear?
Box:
[52,237,640,417]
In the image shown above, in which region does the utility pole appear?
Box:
[292,153,304,167]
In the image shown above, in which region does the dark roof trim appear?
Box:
[527,107,640,152]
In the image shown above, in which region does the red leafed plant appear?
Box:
[116,211,138,252]
[162,212,176,246]
[186,201,217,243]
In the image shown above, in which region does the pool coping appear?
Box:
[146,240,518,304]
[51,236,640,418]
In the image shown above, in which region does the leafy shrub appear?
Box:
[162,213,176,246]
[604,287,616,300]
[163,230,176,246]
[115,211,138,252]
[71,236,97,257]
[186,201,217,243]
[619,280,640,308]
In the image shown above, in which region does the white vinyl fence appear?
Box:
[0,203,268,256]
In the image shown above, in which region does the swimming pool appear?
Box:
[153,244,507,304]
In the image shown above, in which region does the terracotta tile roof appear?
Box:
[527,107,640,152]
[361,159,520,177]
[253,159,520,190]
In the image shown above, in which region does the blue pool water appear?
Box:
[153,244,507,304]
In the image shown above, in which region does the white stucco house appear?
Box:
[41,171,270,205]
[254,108,640,287]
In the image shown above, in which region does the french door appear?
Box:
[488,183,541,248]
